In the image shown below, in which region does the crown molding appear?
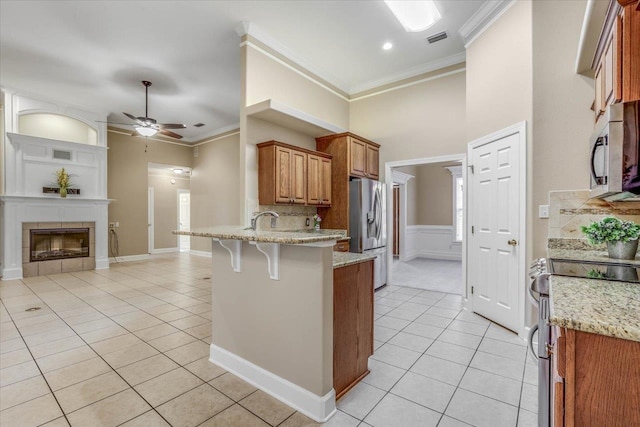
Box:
[235,21,350,94]
[349,54,466,97]
[190,123,240,144]
[459,0,516,48]
[392,170,415,185]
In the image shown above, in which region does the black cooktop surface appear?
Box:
[549,258,640,283]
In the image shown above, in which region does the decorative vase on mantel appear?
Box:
[607,239,639,260]
[59,187,68,198]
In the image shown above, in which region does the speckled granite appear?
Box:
[549,248,640,266]
[174,226,346,244]
[547,238,603,251]
[333,252,377,269]
[549,275,640,342]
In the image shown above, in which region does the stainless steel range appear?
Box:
[528,258,551,427]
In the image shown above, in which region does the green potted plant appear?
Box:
[581,216,640,260]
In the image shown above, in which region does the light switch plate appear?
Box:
[539,205,549,219]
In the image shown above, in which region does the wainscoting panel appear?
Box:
[403,225,462,262]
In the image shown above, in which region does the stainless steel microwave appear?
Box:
[590,101,640,201]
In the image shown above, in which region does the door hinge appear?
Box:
[471,286,474,294]
[468,165,474,174]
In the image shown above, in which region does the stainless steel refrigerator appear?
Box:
[349,178,387,290]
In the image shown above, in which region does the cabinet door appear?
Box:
[291,151,307,204]
[307,154,321,205]
[356,260,374,375]
[320,157,332,205]
[349,138,367,177]
[595,62,604,121]
[275,147,292,203]
[365,145,379,179]
[333,265,360,397]
[604,33,615,107]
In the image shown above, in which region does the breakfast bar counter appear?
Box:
[174,226,350,422]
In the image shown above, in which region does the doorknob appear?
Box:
[508,239,518,246]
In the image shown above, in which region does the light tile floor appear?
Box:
[0,254,537,426]
[392,258,463,294]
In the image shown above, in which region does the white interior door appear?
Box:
[148,187,154,254]
[178,190,190,251]
[468,124,525,332]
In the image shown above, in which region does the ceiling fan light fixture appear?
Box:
[384,0,441,33]
[134,126,158,137]
[173,168,183,174]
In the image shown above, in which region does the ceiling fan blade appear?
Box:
[158,123,187,129]
[123,112,144,125]
[159,129,183,139]
[131,130,138,137]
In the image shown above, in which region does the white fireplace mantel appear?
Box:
[0,196,111,280]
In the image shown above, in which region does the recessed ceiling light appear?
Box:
[382,42,393,50]
[384,0,442,33]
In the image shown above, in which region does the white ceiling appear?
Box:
[0,1,485,142]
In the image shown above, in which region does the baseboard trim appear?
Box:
[405,251,462,262]
[95,258,110,270]
[108,254,151,263]
[189,250,212,258]
[0,267,23,280]
[150,247,178,254]
[210,344,336,422]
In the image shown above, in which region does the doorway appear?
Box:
[385,154,466,296]
[178,190,191,252]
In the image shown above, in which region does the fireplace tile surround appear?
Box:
[22,222,95,277]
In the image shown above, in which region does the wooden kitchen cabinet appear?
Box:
[333,260,373,399]
[552,326,640,426]
[307,154,332,206]
[316,132,381,234]
[333,238,349,252]
[257,140,332,206]
[348,136,379,179]
[593,1,640,121]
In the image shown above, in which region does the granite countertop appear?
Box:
[173,226,347,245]
[549,275,640,342]
[548,248,640,266]
[333,252,377,269]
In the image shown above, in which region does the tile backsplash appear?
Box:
[548,190,640,250]
[254,205,317,231]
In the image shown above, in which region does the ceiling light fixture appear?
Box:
[134,126,158,137]
[173,168,183,174]
[384,0,442,33]
[382,42,393,50]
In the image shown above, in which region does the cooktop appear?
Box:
[549,258,640,283]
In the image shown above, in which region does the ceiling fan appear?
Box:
[110,80,186,139]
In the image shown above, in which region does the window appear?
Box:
[446,166,463,242]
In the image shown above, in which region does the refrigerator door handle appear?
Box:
[375,188,382,240]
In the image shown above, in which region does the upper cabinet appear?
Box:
[315,132,381,233]
[593,0,640,121]
[257,140,332,206]
[348,136,380,180]
[308,154,332,206]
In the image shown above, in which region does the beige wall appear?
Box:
[532,0,593,257]
[466,1,533,143]
[190,133,241,252]
[245,44,349,130]
[107,131,192,256]
[416,163,455,226]
[148,173,189,250]
[350,69,467,181]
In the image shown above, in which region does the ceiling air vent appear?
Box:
[426,31,447,44]
[193,123,205,127]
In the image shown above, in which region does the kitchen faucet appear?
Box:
[250,211,279,231]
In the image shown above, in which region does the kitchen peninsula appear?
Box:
[174,226,375,422]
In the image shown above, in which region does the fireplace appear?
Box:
[21,222,96,277]
[30,228,90,262]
